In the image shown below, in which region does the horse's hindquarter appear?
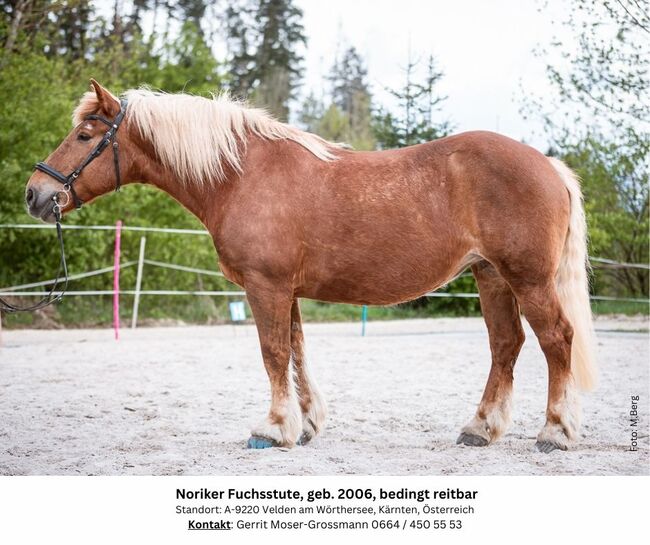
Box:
[440,132,571,280]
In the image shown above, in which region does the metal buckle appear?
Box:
[56,190,71,209]
[52,195,62,220]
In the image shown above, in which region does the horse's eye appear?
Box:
[77,133,91,142]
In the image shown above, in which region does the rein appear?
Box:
[0,203,68,313]
[0,99,128,314]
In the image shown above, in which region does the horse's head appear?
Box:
[26,79,132,222]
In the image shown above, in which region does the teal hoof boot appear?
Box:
[247,436,277,449]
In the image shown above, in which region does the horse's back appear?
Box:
[322,130,570,247]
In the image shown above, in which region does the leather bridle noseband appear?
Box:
[0,99,128,314]
[34,98,128,209]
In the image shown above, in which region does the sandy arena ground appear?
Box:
[0,316,648,476]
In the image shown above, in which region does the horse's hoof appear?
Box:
[247,436,278,449]
[297,432,312,446]
[456,432,489,447]
[535,440,567,453]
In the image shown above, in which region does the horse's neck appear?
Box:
[132,147,224,229]
[130,133,278,233]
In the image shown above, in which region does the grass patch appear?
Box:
[591,300,649,316]
[298,299,481,322]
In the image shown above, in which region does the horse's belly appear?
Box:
[297,247,478,306]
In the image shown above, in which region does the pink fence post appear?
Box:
[113,220,122,340]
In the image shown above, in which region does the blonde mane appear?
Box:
[73,88,339,184]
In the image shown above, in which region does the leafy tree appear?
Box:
[561,132,649,298]
[372,110,402,150]
[329,46,368,116]
[173,0,209,34]
[373,53,452,149]
[253,0,305,119]
[528,0,649,140]
[326,46,374,150]
[316,103,349,143]
[298,90,324,133]
[298,46,374,149]
[156,21,222,92]
[225,0,306,120]
[223,0,257,97]
[1,0,93,61]
[525,0,649,298]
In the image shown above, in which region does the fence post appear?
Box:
[361,305,368,337]
[131,236,146,329]
[113,220,122,340]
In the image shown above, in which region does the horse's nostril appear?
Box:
[26,188,35,206]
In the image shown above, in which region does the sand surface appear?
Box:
[1,316,648,475]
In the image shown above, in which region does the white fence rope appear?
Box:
[589,257,650,270]
[3,290,647,303]
[143,259,225,277]
[3,290,246,296]
[0,223,209,235]
[0,262,138,291]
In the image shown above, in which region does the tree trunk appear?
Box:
[4,0,31,53]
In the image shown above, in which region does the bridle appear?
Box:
[34,98,128,209]
[0,98,128,314]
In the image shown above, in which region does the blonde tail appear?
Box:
[548,157,597,391]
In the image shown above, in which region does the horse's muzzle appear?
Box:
[25,185,59,223]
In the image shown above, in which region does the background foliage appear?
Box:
[0,0,647,328]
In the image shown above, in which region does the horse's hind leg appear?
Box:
[290,299,327,445]
[245,281,302,449]
[457,261,525,447]
[511,282,579,452]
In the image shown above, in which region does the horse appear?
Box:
[25,80,597,453]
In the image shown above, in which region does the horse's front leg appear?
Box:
[291,299,327,445]
[246,281,302,449]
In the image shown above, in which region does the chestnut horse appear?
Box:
[26,80,596,453]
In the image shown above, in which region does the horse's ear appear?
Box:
[90,78,120,118]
